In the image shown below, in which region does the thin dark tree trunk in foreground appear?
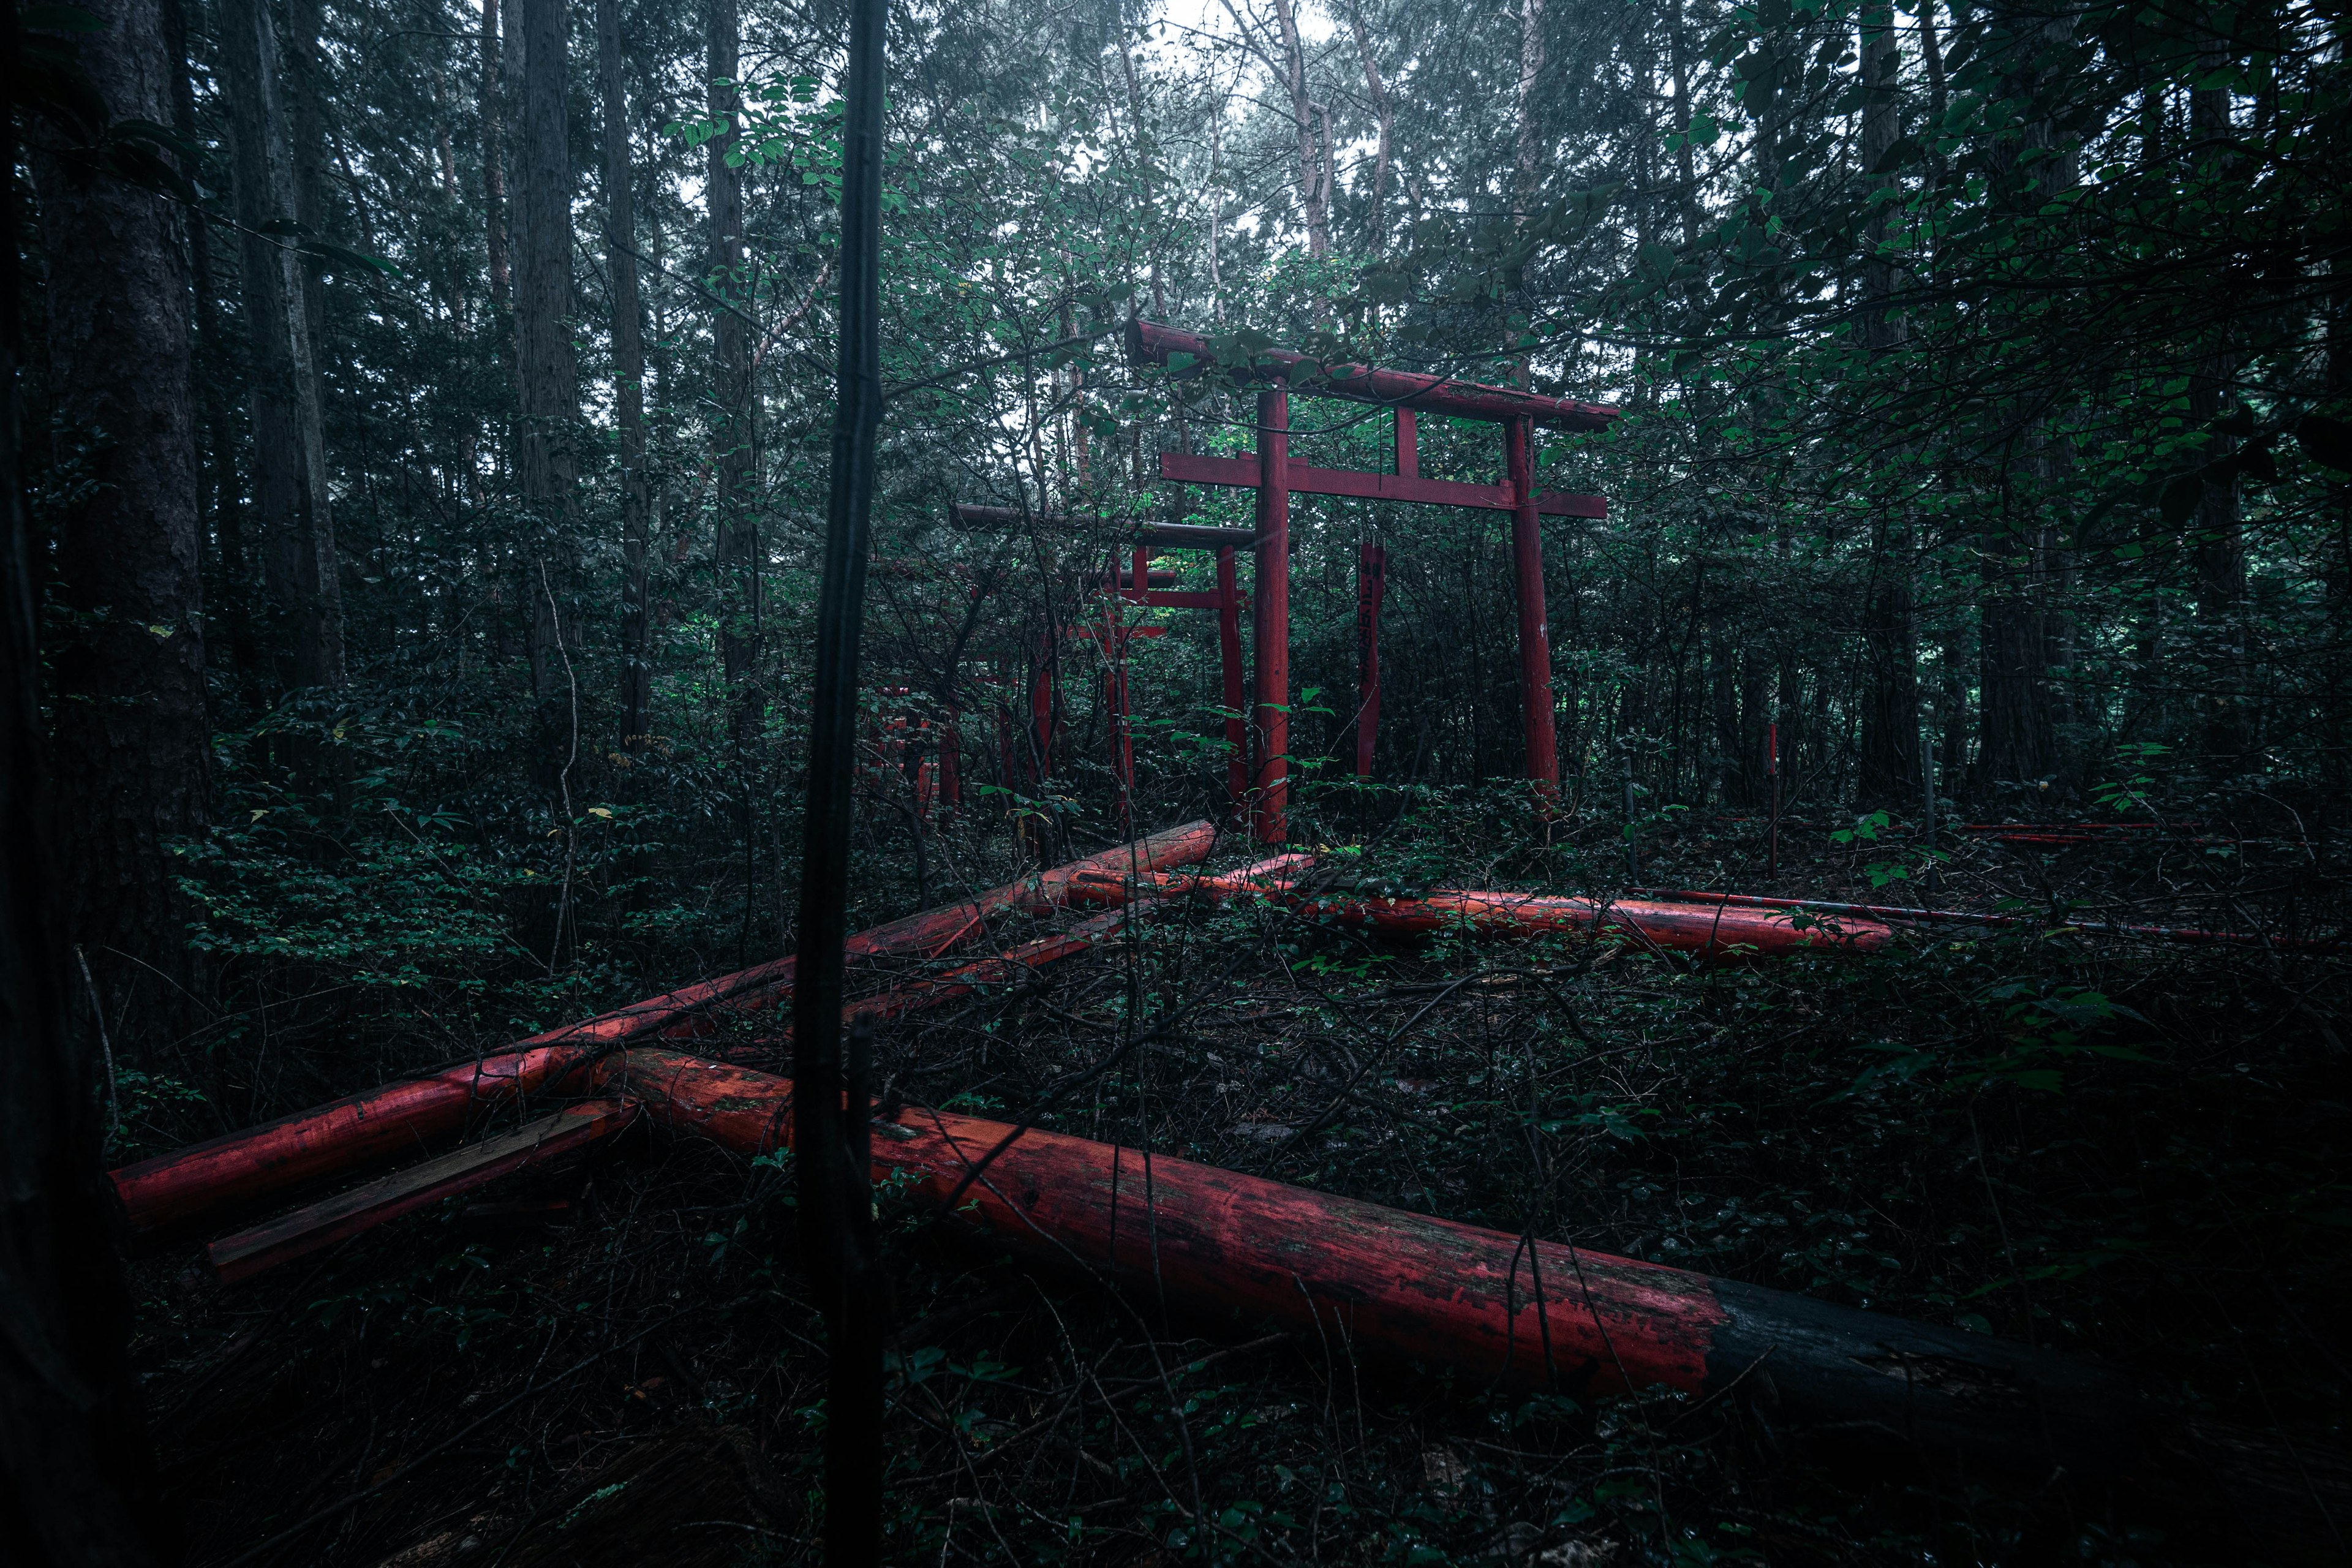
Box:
[28,0,211,1046]
[511,0,577,708]
[4,3,179,1555]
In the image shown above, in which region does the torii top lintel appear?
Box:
[1126,318,1618,433]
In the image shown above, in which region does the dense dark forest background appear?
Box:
[21,0,2346,1085]
[9,0,2352,1558]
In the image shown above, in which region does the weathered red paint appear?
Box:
[1249,885,1887,957]
[612,1047,1715,1395]
[1129,319,1617,433]
[1254,383,1291,844]
[600,1046,2138,1470]
[110,824,1219,1237]
[1505,418,1558,797]
[1646,889,2342,952]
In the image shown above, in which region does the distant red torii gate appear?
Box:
[1128,319,1616,843]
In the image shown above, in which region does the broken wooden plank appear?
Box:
[206,1099,637,1284]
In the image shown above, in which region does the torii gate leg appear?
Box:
[1506,416,1558,798]
[1216,545,1246,823]
[1253,383,1291,843]
[1355,540,1386,780]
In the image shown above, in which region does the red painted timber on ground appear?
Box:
[1276,888,1888,957]
[110,824,1219,1236]
[608,1049,1719,1396]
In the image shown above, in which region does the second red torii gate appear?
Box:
[1129,319,1616,843]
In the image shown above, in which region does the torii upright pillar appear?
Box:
[1506,417,1558,796]
[1253,383,1291,843]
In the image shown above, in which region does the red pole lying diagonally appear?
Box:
[601,1047,2138,1476]
[108,824,1219,1238]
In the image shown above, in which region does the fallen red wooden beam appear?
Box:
[205,1100,636,1284]
[109,824,1220,1238]
[1645,890,2343,952]
[603,1047,2139,1474]
[1147,881,1894,957]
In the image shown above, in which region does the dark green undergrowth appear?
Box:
[129,779,2347,1566]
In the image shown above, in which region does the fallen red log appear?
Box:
[1644,890,2343,953]
[186,853,1305,1281]
[1076,875,1891,958]
[783,854,1315,1041]
[605,1047,2139,1475]
[110,824,1219,1239]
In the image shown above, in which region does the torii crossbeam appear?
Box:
[1129,320,1616,843]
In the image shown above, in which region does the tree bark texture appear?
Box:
[600,0,651,747]
[511,0,579,704]
[279,0,346,690]
[2,11,173,1556]
[26,0,211,1041]
[221,0,340,693]
[480,0,510,311]
[1269,0,1329,260]
[1344,0,1392,254]
[708,0,760,744]
[1513,0,1546,224]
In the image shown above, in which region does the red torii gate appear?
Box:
[1129,319,1616,843]
[947,506,1256,826]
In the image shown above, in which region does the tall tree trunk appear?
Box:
[709,0,759,745]
[165,0,254,689]
[279,0,345,691]
[1344,0,1392,255]
[1854,0,1920,805]
[511,0,578,706]
[481,0,510,312]
[601,0,650,748]
[2,13,172,1553]
[222,0,337,695]
[29,0,212,1047]
[1513,0,1545,224]
[1269,0,1329,260]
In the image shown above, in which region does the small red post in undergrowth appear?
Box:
[1504,416,1558,801]
[1355,540,1386,780]
[1254,381,1291,843]
[1028,642,1055,787]
[1766,722,1781,878]
[938,706,960,815]
[1216,544,1246,821]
